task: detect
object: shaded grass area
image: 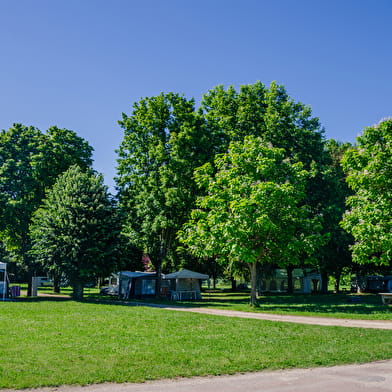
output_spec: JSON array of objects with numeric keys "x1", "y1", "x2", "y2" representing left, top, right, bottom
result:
[
  {"x1": 19, "y1": 284, "x2": 391, "y2": 320},
  {"x1": 138, "y1": 290, "x2": 392, "y2": 320},
  {"x1": 0, "y1": 300, "x2": 392, "y2": 388}
]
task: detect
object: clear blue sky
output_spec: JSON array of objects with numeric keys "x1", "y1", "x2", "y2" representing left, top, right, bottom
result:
[{"x1": 1, "y1": 0, "x2": 391, "y2": 191}]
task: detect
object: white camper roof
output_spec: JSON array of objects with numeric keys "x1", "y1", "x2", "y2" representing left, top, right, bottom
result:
[{"x1": 164, "y1": 269, "x2": 209, "y2": 280}]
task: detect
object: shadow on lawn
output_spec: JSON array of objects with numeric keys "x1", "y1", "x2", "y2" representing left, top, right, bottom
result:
[
  {"x1": 16, "y1": 291, "x2": 388, "y2": 316},
  {"x1": 188, "y1": 293, "x2": 389, "y2": 316}
]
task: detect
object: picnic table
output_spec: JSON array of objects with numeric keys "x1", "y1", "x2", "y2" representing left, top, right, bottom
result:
[
  {"x1": 170, "y1": 290, "x2": 197, "y2": 301},
  {"x1": 379, "y1": 292, "x2": 392, "y2": 305}
]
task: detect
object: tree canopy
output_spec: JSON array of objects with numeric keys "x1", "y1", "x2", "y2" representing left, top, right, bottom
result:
[
  {"x1": 341, "y1": 119, "x2": 392, "y2": 268},
  {"x1": 116, "y1": 92, "x2": 215, "y2": 292},
  {"x1": 30, "y1": 165, "x2": 121, "y2": 299},
  {"x1": 0, "y1": 124, "x2": 93, "y2": 293},
  {"x1": 179, "y1": 136, "x2": 323, "y2": 304}
]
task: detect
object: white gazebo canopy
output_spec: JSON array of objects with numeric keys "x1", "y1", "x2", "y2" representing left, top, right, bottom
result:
[{"x1": 164, "y1": 269, "x2": 209, "y2": 280}]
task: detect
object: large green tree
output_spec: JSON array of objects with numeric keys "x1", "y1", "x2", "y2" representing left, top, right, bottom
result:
[
  {"x1": 0, "y1": 124, "x2": 93, "y2": 294},
  {"x1": 30, "y1": 165, "x2": 121, "y2": 299},
  {"x1": 116, "y1": 93, "x2": 214, "y2": 295},
  {"x1": 179, "y1": 136, "x2": 323, "y2": 305},
  {"x1": 341, "y1": 119, "x2": 392, "y2": 268},
  {"x1": 201, "y1": 81, "x2": 329, "y2": 282}
]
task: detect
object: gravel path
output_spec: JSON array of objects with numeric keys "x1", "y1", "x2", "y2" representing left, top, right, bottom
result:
[{"x1": 3, "y1": 360, "x2": 392, "y2": 392}]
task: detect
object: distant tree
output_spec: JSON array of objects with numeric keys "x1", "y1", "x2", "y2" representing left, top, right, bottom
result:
[
  {"x1": 30, "y1": 166, "x2": 121, "y2": 300},
  {"x1": 0, "y1": 124, "x2": 93, "y2": 295},
  {"x1": 179, "y1": 136, "x2": 323, "y2": 305},
  {"x1": 341, "y1": 119, "x2": 392, "y2": 268},
  {"x1": 317, "y1": 140, "x2": 353, "y2": 292},
  {"x1": 116, "y1": 93, "x2": 214, "y2": 295}
]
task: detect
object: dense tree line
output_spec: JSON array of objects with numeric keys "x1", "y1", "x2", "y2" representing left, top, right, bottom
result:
[
  {"x1": 116, "y1": 81, "x2": 356, "y2": 302},
  {"x1": 1, "y1": 82, "x2": 391, "y2": 301}
]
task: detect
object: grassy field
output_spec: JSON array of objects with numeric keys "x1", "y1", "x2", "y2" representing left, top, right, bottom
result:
[
  {"x1": 18, "y1": 285, "x2": 392, "y2": 320},
  {"x1": 129, "y1": 290, "x2": 391, "y2": 320},
  {"x1": 0, "y1": 299, "x2": 392, "y2": 388}
]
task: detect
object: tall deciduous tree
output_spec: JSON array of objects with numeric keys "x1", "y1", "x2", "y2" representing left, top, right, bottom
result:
[
  {"x1": 179, "y1": 136, "x2": 322, "y2": 305},
  {"x1": 116, "y1": 93, "x2": 214, "y2": 295},
  {"x1": 341, "y1": 119, "x2": 392, "y2": 268},
  {"x1": 201, "y1": 81, "x2": 329, "y2": 281},
  {"x1": 0, "y1": 124, "x2": 93, "y2": 295},
  {"x1": 30, "y1": 165, "x2": 121, "y2": 299}
]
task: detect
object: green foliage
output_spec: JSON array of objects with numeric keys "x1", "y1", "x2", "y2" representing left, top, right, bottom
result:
[
  {"x1": 201, "y1": 81, "x2": 332, "y2": 283},
  {"x1": 317, "y1": 140, "x2": 354, "y2": 286},
  {"x1": 180, "y1": 136, "x2": 324, "y2": 303},
  {"x1": 30, "y1": 166, "x2": 121, "y2": 299},
  {"x1": 0, "y1": 124, "x2": 93, "y2": 280},
  {"x1": 116, "y1": 93, "x2": 214, "y2": 273},
  {"x1": 341, "y1": 119, "x2": 392, "y2": 267},
  {"x1": 201, "y1": 81, "x2": 325, "y2": 169}
]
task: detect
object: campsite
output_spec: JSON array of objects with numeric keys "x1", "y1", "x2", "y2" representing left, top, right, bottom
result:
[{"x1": 1, "y1": 1, "x2": 392, "y2": 390}]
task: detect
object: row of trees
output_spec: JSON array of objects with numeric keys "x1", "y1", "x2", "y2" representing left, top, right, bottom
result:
[
  {"x1": 0, "y1": 125, "x2": 140, "y2": 298},
  {"x1": 1, "y1": 82, "x2": 391, "y2": 302},
  {"x1": 116, "y1": 82, "x2": 391, "y2": 304}
]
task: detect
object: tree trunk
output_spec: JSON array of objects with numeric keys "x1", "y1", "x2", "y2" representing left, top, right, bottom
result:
[
  {"x1": 249, "y1": 261, "x2": 258, "y2": 306},
  {"x1": 334, "y1": 270, "x2": 341, "y2": 293},
  {"x1": 286, "y1": 265, "x2": 294, "y2": 294},
  {"x1": 53, "y1": 274, "x2": 61, "y2": 294},
  {"x1": 320, "y1": 271, "x2": 328, "y2": 294},
  {"x1": 155, "y1": 261, "x2": 162, "y2": 298},
  {"x1": 72, "y1": 281, "x2": 84, "y2": 300},
  {"x1": 231, "y1": 276, "x2": 237, "y2": 291},
  {"x1": 27, "y1": 269, "x2": 33, "y2": 297}
]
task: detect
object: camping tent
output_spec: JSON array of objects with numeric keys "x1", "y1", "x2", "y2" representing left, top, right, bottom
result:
[
  {"x1": 115, "y1": 271, "x2": 159, "y2": 299},
  {"x1": 164, "y1": 269, "x2": 209, "y2": 300}
]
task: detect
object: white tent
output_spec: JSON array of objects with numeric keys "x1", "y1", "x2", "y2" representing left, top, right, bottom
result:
[
  {"x1": 164, "y1": 269, "x2": 209, "y2": 280},
  {"x1": 164, "y1": 269, "x2": 209, "y2": 300}
]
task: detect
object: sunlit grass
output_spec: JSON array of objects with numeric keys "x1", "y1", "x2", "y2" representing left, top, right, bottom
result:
[
  {"x1": 140, "y1": 290, "x2": 392, "y2": 320},
  {"x1": 16, "y1": 284, "x2": 392, "y2": 320},
  {"x1": 0, "y1": 300, "x2": 392, "y2": 388}
]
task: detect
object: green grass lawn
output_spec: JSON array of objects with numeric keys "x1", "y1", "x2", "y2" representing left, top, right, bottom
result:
[
  {"x1": 135, "y1": 290, "x2": 392, "y2": 320},
  {"x1": 0, "y1": 299, "x2": 392, "y2": 388},
  {"x1": 18, "y1": 284, "x2": 392, "y2": 320}
]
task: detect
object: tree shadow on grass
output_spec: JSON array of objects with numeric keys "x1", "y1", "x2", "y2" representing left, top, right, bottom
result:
[{"x1": 14, "y1": 292, "x2": 390, "y2": 317}]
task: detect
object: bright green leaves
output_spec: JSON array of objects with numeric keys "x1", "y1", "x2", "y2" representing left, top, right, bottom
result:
[
  {"x1": 116, "y1": 93, "x2": 214, "y2": 270},
  {"x1": 341, "y1": 119, "x2": 392, "y2": 267},
  {"x1": 30, "y1": 166, "x2": 121, "y2": 299},
  {"x1": 0, "y1": 124, "x2": 93, "y2": 272},
  {"x1": 180, "y1": 136, "x2": 315, "y2": 266}
]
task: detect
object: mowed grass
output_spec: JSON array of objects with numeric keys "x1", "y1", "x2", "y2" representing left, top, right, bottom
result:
[
  {"x1": 149, "y1": 291, "x2": 392, "y2": 320},
  {"x1": 1, "y1": 300, "x2": 392, "y2": 388},
  {"x1": 21, "y1": 285, "x2": 392, "y2": 319}
]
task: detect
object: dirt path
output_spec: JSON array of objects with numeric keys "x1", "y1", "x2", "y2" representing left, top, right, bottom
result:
[
  {"x1": 3, "y1": 360, "x2": 392, "y2": 392},
  {"x1": 132, "y1": 302, "x2": 392, "y2": 329}
]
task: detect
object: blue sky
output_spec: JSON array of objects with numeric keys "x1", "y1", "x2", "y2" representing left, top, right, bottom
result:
[{"x1": 1, "y1": 0, "x2": 391, "y2": 191}]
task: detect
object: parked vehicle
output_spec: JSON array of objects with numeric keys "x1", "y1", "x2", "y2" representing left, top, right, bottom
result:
[{"x1": 351, "y1": 275, "x2": 392, "y2": 293}]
